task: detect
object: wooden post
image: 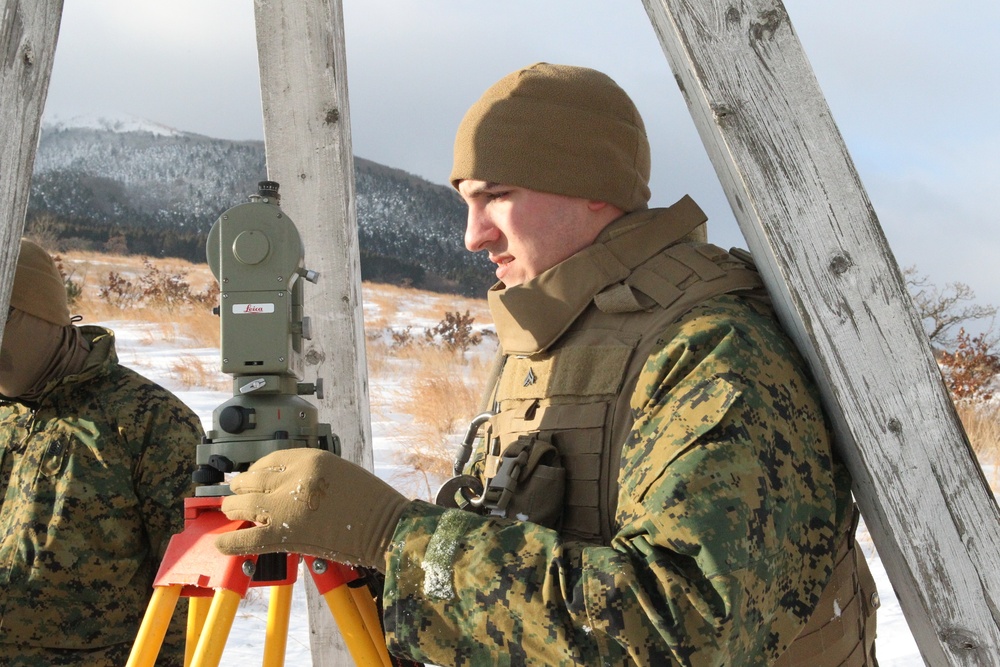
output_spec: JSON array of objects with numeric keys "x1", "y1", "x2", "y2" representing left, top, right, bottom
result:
[
  {"x1": 641, "y1": 1, "x2": 1000, "y2": 664},
  {"x1": 0, "y1": 0, "x2": 63, "y2": 343},
  {"x1": 254, "y1": 0, "x2": 367, "y2": 664}
]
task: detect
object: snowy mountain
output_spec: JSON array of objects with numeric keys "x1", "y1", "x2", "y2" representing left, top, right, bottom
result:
[
  {"x1": 42, "y1": 112, "x2": 185, "y2": 137},
  {"x1": 28, "y1": 116, "x2": 493, "y2": 295}
]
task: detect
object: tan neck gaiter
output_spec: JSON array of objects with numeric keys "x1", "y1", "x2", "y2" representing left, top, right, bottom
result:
[{"x1": 0, "y1": 309, "x2": 91, "y2": 403}]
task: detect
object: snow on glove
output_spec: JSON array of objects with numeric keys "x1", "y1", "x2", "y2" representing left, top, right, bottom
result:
[{"x1": 215, "y1": 448, "x2": 410, "y2": 573}]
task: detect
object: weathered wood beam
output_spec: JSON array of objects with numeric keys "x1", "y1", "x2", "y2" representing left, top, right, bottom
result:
[
  {"x1": 642, "y1": 1, "x2": 1000, "y2": 664},
  {"x1": 0, "y1": 0, "x2": 63, "y2": 344},
  {"x1": 254, "y1": 0, "x2": 367, "y2": 664}
]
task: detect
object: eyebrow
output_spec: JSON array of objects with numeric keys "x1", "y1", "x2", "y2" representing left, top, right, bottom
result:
[{"x1": 462, "y1": 181, "x2": 503, "y2": 197}]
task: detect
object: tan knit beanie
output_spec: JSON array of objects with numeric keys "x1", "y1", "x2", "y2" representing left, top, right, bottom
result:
[
  {"x1": 450, "y1": 62, "x2": 651, "y2": 212},
  {"x1": 9, "y1": 238, "x2": 71, "y2": 326}
]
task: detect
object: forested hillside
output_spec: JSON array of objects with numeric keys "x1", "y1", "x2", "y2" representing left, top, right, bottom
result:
[{"x1": 27, "y1": 120, "x2": 493, "y2": 295}]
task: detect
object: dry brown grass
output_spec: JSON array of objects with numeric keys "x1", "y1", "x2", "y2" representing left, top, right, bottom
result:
[
  {"x1": 363, "y1": 283, "x2": 493, "y2": 381},
  {"x1": 389, "y1": 345, "x2": 495, "y2": 500},
  {"x1": 363, "y1": 281, "x2": 489, "y2": 322},
  {"x1": 79, "y1": 292, "x2": 220, "y2": 350},
  {"x1": 171, "y1": 354, "x2": 229, "y2": 391},
  {"x1": 361, "y1": 283, "x2": 403, "y2": 331},
  {"x1": 65, "y1": 251, "x2": 219, "y2": 347},
  {"x1": 62, "y1": 250, "x2": 215, "y2": 298},
  {"x1": 362, "y1": 281, "x2": 491, "y2": 334},
  {"x1": 955, "y1": 401, "x2": 1000, "y2": 489},
  {"x1": 364, "y1": 336, "x2": 392, "y2": 378},
  {"x1": 404, "y1": 296, "x2": 490, "y2": 329}
]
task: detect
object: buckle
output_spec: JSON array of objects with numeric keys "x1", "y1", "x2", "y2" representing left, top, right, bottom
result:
[{"x1": 480, "y1": 449, "x2": 529, "y2": 516}]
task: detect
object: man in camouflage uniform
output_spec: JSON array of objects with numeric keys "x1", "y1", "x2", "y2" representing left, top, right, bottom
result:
[
  {"x1": 0, "y1": 239, "x2": 202, "y2": 666},
  {"x1": 218, "y1": 64, "x2": 879, "y2": 665}
]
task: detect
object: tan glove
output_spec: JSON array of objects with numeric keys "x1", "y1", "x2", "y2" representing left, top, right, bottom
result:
[{"x1": 215, "y1": 448, "x2": 410, "y2": 573}]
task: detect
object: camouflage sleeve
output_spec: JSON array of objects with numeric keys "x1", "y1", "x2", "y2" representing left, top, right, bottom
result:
[
  {"x1": 113, "y1": 371, "x2": 202, "y2": 559},
  {"x1": 383, "y1": 297, "x2": 839, "y2": 666}
]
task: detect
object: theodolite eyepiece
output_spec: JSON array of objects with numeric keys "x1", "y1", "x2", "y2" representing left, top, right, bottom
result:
[{"x1": 257, "y1": 180, "x2": 280, "y2": 202}]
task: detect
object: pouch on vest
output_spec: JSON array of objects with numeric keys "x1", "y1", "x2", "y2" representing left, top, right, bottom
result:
[
  {"x1": 480, "y1": 434, "x2": 566, "y2": 529},
  {"x1": 774, "y1": 508, "x2": 879, "y2": 667}
]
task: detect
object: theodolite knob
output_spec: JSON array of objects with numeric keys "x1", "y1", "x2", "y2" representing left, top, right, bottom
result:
[
  {"x1": 192, "y1": 465, "x2": 225, "y2": 485},
  {"x1": 219, "y1": 405, "x2": 256, "y2": 434}
]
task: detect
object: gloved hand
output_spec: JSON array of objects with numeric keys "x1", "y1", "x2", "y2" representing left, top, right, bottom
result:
[{"x1": 216, "y1": 448, "x2": 410, "y2": 573}]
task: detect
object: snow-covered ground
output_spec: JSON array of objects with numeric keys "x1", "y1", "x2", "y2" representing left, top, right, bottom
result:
[{"x1": 109, "y1": 314, "x2": 926, "y2": 665}]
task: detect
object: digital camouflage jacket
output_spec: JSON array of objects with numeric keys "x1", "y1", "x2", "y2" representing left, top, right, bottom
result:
[
  {"x1": 382, "y1": 201, "x2": 861, "y2": 666},
  {"x1": 0, "y1": 326, "x2": 201, "y2": 665}
]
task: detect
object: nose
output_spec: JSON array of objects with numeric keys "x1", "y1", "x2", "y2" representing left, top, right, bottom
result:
[{"x1": 464, "y1": 206, "x2": 498, "y2": 253}]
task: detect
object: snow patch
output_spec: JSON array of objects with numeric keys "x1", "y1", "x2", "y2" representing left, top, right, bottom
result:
[
  {"x1": 42, "y1": 112, "x2": 184, "y2": 137},
  {"x1": 421, "y1": 511, "x2": 479, "y2": 600}
]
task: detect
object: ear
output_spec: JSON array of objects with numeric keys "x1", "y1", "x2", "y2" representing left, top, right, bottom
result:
[{"x1": 586, "y1": 200, "x2": 610, "y2": 212}]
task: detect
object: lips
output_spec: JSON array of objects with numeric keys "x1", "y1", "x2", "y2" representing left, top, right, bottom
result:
[{"x1": 492, "y1": 255, "x2": 513, "y2": 281}]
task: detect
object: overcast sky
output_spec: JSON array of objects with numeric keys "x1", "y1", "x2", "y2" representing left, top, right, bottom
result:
[{"x1": 42, "y1": 0, "x2": 1000, "y2": 327}]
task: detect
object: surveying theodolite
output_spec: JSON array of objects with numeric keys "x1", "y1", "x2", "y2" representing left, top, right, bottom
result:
[{"x1": 126, "y1": 182, "x2": 394, "y2": 667}]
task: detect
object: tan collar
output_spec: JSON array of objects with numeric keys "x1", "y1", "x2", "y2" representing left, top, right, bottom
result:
[{"x1": 488, "y1": 196, "x2": 707, "y2": 355}]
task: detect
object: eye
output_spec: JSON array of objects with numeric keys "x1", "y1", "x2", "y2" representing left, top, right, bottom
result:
[{"x1": 485, "y1": 189, "x2": 508, "y2": 202}]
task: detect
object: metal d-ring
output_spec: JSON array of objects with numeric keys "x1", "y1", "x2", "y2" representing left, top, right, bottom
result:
[{"x1": 434, "y1": 474, "x2": 486, "y2": 510}]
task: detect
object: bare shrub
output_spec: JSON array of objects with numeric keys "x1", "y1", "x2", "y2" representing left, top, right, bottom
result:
[
  {"x1": 941, "y1": 329, "x2": 1000, "y2": 494},
  {"x1": 98, "y1": 271, "x2": 145, "y2": 309},
  {"x1": 905, "y1": 266, "x2": 997, "y2": 350},
  {"x1": 940, "y1": 328, "x2": 1000, "y2": 403},
  {"x1": 384, "y1": 311, "x2": 484, "y2": 357},
  {"x1": 391, "y1": 326, "x2": 415, "y2": 349},
  {"x1": 68, "y1": 252, "x2": 222, "y2": 387},
  {"x1": 137, "y1": 261, "x2": 193, "y2": 311},
  {"x1": 424, "y1": 311, "x2": 482, "y2": 357},
  {"x1": 98, "y1": 259, "x2": 218, "y2": 312}
]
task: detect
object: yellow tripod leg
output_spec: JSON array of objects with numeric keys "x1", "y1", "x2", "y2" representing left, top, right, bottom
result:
[
  {"x1": 188, "y1": 588, "x2": 242, "y2": 667},
  {"x1": 321, "y1": 584, "x2": 391, "y2": 667},
  {"x1": 126, "y1": 584, "x2": 182, "y2": 667},
  {"x1": 347, "y1": 582, "x2": 394, "y2": 666},
  {"x1": 185, "y1": 596, "x2": 211, "y2": 667},
  {"x1": 262, "y1": 584, "x2": 294, "y2": 667}
]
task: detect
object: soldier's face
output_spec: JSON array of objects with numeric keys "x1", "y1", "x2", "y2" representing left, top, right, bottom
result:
[{"x1": 459, "y1": 180, "x2": 607, "y2": 288}]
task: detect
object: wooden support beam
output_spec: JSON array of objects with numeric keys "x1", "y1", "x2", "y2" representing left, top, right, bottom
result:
[
  {"x1": 641, "y1": 1, "x2": 1000, "y2": 663},
  {"x1": 254, "y1": 0, "x2": 366, "y2": 664},
  {"x1": 0, "y1": 0, "x2": 63, "y2": 344}
]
